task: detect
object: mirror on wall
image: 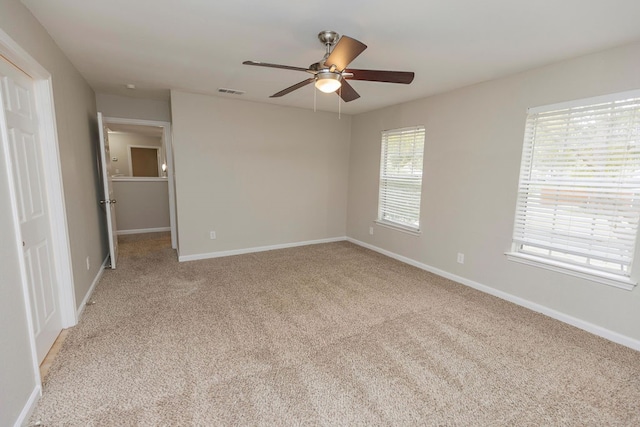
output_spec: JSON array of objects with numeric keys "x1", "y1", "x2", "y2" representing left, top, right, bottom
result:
[{"x1": 106, "y1": 123, "x2": 167, "y2": 178}]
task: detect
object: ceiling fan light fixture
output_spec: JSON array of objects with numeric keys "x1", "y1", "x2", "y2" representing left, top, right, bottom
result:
[{"x1": 315, "y1": 72, "x2": 342, "y2": 93}]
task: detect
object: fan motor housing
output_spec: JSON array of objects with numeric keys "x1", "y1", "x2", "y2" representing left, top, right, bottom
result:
[{"x1": 316, "y1": 70, "x2": 341, "y2": 82}]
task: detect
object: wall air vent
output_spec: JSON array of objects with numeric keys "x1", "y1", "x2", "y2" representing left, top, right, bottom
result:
[{"x1": 217, "y1": 88, "x2": 245, "y2": 95}]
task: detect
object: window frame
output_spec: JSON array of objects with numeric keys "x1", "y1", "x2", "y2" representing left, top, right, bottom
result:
[
  {"x1": 376, "y1": 126, "x2": 426, "y2": 234},
  {"x1": 506, "y1": 90, "x2": 640, "y2": 290}
]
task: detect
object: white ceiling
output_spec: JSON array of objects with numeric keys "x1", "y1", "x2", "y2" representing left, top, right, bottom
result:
[{"x1": 22, "y1": 0, "x2": 640, "y2": 115}]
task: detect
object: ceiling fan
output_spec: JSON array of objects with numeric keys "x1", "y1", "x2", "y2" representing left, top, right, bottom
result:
[{"x1": 243, "y1": 31, "x2": 415, "y2": 102}]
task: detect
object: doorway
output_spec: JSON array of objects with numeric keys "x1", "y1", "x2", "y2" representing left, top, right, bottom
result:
[{"x1": 102, "y1": 117, "x2": 177, "y2": 250}]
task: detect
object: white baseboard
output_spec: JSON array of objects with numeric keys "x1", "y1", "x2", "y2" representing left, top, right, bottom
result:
[
  {"x1": 117, "y1": 227, "x2": 170, "y2": 235},
  {"x1": 347, "y1": 237, "x2": 640, "y2": 352},
  {"x1": 14, "y1": 384, "x2": 41, "y2": 427},
  {"x1": 179, "y1": 236, "x2": 347, "y2": 262},
  {"x1": 76, "y1": 256, "x2": 109, "y2": 320}
]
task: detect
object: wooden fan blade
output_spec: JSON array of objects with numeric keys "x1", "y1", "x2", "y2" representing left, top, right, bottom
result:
[
  {"x1": 344, "y1": 69, "x2": 415, "y2": 84},
  {"x1": 337, "y1": 80, "x2": 360, "y2": 102},
  {"x1": 270, "y1": 78, "x2": 315, "y2": 98},
  {"x1": 243, "y1": 61, "x2": 309, "y2": 73},
  {"x1": 324, "y1": 36, "x2": 367, "y2": 71}
]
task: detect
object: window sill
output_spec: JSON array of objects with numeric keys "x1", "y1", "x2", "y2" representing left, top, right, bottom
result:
[
  {"x1": 505, "y1": 252, "x2": 636, "y2": 291},
  {"x1": 374, "y1": 220, "x2": 421, "y2": 236},
  {"x1": 111, "y1": 177, "x2": 168, "y2": 182}
]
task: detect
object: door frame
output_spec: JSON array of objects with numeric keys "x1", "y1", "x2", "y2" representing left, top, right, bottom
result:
[
  {"x1": 0, "y1": 30, "x2": 77, "y2": 384},
  {"x1": 103, "y1": 116, "x2": 177, "y2": 249}
]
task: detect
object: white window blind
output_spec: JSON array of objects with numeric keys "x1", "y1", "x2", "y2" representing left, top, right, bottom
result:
[
  {"x1": 511, "y1": 91, "x2": 640, "y2": 282},
  {"x1": 378, "y1": 126, "x2": 425, "y2": 231}
]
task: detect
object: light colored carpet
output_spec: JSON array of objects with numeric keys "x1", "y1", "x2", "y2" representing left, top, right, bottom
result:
[{"x1": 31, "y1": 235, "x2": 640, "y2": 425}]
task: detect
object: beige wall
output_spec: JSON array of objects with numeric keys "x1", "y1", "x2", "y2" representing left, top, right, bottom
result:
[
  {"x1": 171, "y1": 91, "x2": 350, "y2": 257},
  {"x1": 96, "y1": 93, "x2": 171, "y2": 122},
  {"x1": 0, "y1": 0, "x2": 106, "y2": 424},
  {"x1": 113, "y1": 180, "x2": 170, "y2": 231},
  {"x1": 0, "y1": 3, "x2": 107, "y2": 312},
  {"x1": 348, "y1": 41, "x2": 640, "y2": 342},
  {"x1": 108, "y1": 133, "x2": 163, "y2": 177}
]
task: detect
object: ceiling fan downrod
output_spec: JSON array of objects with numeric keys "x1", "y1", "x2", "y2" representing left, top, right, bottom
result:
[{"x1": 317, "y1": 30, "x2": 340, "y2": 55}]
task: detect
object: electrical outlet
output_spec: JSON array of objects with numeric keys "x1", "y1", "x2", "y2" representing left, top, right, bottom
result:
[
  {"x1": 209, "y1": 231, "x2": 216, "y2": 240},
  {"x1": 369, "y1": 226, "x2": 374, "y2": 235},
  {"x1": 86, "y1": 256, "x2": 90, "y2": 270},
  {"x1": 457, "y1": 253, "x2": 464, "y2": 264}
]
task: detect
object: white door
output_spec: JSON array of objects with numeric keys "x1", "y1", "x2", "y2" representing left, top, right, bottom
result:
[
  {"x1": 0, "y1": 57, "x2": 62, "y2": 364},
  {"x1": 97, "y1": 112, "x2": 118, "y2": 269}
]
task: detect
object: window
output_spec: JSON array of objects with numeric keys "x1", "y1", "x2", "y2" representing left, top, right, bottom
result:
[
  {"x1": 508, "y1": 90, "x2": 640, "y2": 289},
  {"x1": 377, "y1": 126, "x2": 425, "y2": 232}
]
